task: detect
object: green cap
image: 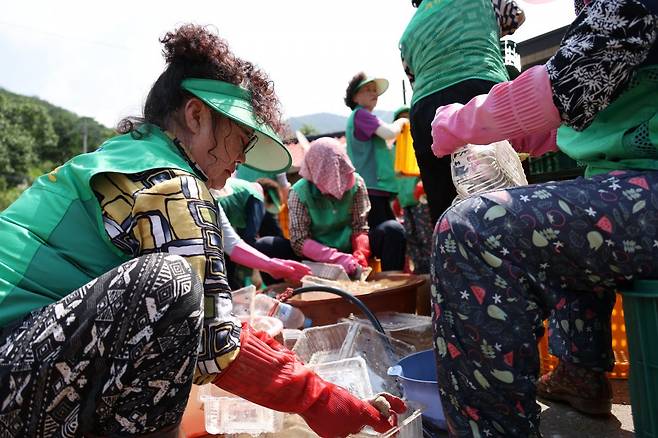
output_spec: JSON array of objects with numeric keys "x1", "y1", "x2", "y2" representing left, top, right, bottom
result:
[
  {"x1": 181, "y1": 78, "x2": 292, "y2": 173},
  {"x1": 393, "y1": 105, "x2": 410, "y2": 120},
  {"x1": 356, "y1": 77, "x2": 389, "y2": 96}
]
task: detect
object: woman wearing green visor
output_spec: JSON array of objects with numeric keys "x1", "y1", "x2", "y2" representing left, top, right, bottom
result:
[{"x1": 0, "y1": 25, "x2": 404, "y2": 437}]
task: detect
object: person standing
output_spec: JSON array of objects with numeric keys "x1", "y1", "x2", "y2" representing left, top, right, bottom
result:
[{"x1": 399, "y1": 0, "x2": 524, "y2": 224}]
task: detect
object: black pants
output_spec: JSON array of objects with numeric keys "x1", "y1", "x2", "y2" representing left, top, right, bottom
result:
[
  {"x1": 367, "y1": 194, "x2": 395, "y2": 229},
  {"x1": 410, "y1": 79, "x2": 499, "y2": 225}
]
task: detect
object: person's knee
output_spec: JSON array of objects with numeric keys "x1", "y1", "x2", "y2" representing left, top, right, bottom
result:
[
  {"x1": 379, "y1": 219, "x2": 405, "y2": 243},
  {"x1": 133, "y1": 254, "x2": 204, "y2": 315}
]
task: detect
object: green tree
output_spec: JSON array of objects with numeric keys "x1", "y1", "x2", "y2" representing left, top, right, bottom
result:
[{"x1": 299, "y1": 123, "x2": 318, "y2": 136}]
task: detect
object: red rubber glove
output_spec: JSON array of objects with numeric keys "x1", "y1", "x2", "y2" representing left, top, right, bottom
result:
[
  {"x1": 351, "y1": 232, "x2": 371, "y2": 268},
  {"x1": 213, "y1": 324, "x2": 405, "y2": 438},
  {"x1": 392, "y1": 198, "x2": 403, "y2": 218},
  {"x1": 413, "y1": 180, "x2": 425, "y2": 201}
]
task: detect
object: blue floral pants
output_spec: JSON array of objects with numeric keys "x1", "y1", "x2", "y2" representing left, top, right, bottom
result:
[{"x1": 431, "y1": 170, "x2": 658, "y2": 437}]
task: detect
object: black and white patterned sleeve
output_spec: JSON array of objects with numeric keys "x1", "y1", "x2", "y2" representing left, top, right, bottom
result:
[
  {"x1": 546, "y1": 0, "x2": 657, "y2": 131},
  {"x1": 491, "y1": 0, "x2": 526, "y2": 36}
]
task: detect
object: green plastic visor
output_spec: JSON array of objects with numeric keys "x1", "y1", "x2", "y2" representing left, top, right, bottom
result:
[
  {"x1": 356, "y1": 77, "x2": 389, "y2": 96},
  {"x1": 181, "y1": 78, "x2": 292, "y2": 173}
]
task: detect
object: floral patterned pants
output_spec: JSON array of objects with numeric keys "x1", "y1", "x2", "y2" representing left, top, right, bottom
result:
[
  {"x1": 0, "y1": 254, "x2": 204, "y2": 437},
  {"x1": 431, "y1": 170, "x2": 658, "y2": 437}
]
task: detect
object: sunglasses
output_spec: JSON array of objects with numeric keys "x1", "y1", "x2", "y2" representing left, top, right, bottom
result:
[{"x1": 243, "y1": 134, "x2": 258, "y2": 154}]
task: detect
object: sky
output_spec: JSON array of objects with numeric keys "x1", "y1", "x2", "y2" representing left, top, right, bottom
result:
[{"x1": 1, "y1": 0, "x2": 575, "y2": 128}]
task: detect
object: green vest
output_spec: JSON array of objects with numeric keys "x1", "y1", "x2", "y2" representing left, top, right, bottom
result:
[
  {"x1": 218, "y1": 178, "x2": 264, "y2": 229},
  {"x1": 0, "y1": 125, "x2": 199, "y2": 327},
  {"x1": 235, "y1": 164, "x2": 279, "y2": 182},
  {"x1": 292, "y1": 178, "x2": 358, "y2": 253},
  {"x1": 558, "y1": 66, "x2": 658, "y2": 176},
  {"x1": 399, "y1": 0, "x2": 509, "y2": 106},
  {"x1": 346, "y1": 107, "x2": 398, "y2": 193},
  {"x1": 397, "y1": 176, "x2": 420, "y2": 208}
]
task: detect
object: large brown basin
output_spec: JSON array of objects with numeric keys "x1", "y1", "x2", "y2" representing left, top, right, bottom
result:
[{"x1": 266, "y1": 272, "x2": 426, "y2": 327}]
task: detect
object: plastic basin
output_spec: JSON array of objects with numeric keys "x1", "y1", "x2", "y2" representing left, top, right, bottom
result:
[{"x1": 388, "y1": 349, "x2": 446, "y2": 429}]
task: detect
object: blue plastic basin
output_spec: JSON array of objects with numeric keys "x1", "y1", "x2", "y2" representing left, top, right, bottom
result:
[{"x1": 388, "y1": 349, "x2": 447, "y2": 429}]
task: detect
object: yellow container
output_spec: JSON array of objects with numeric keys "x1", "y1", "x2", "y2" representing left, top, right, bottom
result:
[
  {"x1": 394, "y1": 123, "x2": 420, "y2": 177},
  {"x1": 539, "y1": 292, "x2": 629, "y2": 379}
]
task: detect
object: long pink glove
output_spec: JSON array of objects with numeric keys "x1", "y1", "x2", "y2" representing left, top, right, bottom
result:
[
  {"x1": 301, "y1": 239, "x2": 359, "y2": 276},
  {"x1": 509, "y1": 129, "x2": 559, "y2": 157},
  {"x1": 230, "y1": 241, "x2": 311, "y2": 282},
  {"x1": 431, "y1": 65, "x2": 562, "y2": 158}
]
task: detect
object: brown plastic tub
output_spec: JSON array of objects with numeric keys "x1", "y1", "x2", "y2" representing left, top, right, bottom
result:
[{"x1": 266, "y1": 272, "x2": 426, "y2": 327}]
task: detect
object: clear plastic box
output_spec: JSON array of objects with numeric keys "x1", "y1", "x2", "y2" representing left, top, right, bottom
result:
[
  {"x1": 342, "y1": 312, "x2": 433, "y2": 351},
  {"x1": 198, "y1": 383, "x2": 284, "y2": 435},
  {"x1": 231, "y1": 284, "x2": 256, "y2": 318},
  {"x1": 309, "y1": 356, "x2": 374, "y2": 399},
  {"x1": 293, "y1": 322, "x2": 416, "y2": 396},
  {"x1": 282, "y1": 328, "x2": 303, "y2": 350}
]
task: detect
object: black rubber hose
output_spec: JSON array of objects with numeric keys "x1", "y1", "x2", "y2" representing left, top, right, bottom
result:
[{"x1": 289, "y1": 285, "x2": 386, "y2": 334}]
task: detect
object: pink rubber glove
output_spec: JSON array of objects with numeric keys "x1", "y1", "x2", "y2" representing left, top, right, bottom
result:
[
  {"x1": 230, "y1": 241, "x2": 311, "y2": 282},
  {"x1": 509, "y1": 129, "x2": 558, "y2": 157},
  {"x1": 431, "y1": 65, "x2": 562, "y2": 158},
  {"x1": 301, "y1": 239, "x2": 359, "y2": 276}
]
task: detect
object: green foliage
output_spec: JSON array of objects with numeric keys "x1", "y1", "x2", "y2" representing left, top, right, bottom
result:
[
  {"x1": 299, "y1": 123, "x2": 318, "y2": 136},
  {"x1": 0, "y1": 88, "x2": 115, "y2": 210}
]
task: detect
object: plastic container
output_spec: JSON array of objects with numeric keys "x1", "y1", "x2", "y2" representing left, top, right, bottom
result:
[
  {"x1": 539, "y1": 292, "x2": 629, "y2": 379},
  {"x1": 252, "y1": 293, "x2": 306, "y2": 329},
  {"x1": 302, "y1": 260, "x2": 350, "y2": 281},
  {"x1": 342, "y1": 312, "x2": 433, "y2": 351},
  {"x1": 275, "y1": 408, "x2": 423, "y2": 438},
  {"x1": 387, "y1": 349, "x2": 447, "y2": 430},
  {"x1": 293, "y1": 322, "x2": 415, "y2": 395},
  {"x1": 282, "y1": 328, "x2": 303, "y2": 350},
  {"x1": 450, "y1": 141, "x2": 527, "y2": 200},
  {"x1": 380, "y1": 408, "x2": 423, "y2": 438},
  {"x1": 309, "y1": 356, "x2": 374, "y2": 399},
  {"x1": 620, "y1": 280, "x2": 658, "y2": 438},
  {"x1": 231, "y1": 284, "x2": 256, "y2": 318},
  {"x1": 198, "y1": 384, "x2": 284, "y2": 435},
  {"x1": 394, "y1": 123, "x2": 420, "y2": 177}
]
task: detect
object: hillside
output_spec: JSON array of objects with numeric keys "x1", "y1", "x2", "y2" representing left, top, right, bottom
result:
[
  {"x1": 0, "y1": 87, "x2": 115, "y2": 209},
  {"x1": 287, "y1": 110, "x2": 395, "y2": 135}
]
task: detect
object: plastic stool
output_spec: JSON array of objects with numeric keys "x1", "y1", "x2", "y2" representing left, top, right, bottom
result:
[{"x1": 620, "y1": 279, "x2": 658, "y2": 438}]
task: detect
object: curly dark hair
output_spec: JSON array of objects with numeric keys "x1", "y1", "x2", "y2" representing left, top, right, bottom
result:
[
  {"x1": 118, "y1": 24, "x2": 284, "y2": 136},
  {"x1": 344, "y1": 72, "x2": 367, "y2": 110}
]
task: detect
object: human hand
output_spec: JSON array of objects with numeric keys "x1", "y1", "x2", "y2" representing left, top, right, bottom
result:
[
  {"x1": 268, "y1": 258, "x2": 312, "y2": 282},
  {"x1": 430, "y1": 103, "x2": 468, "y2": 158}
]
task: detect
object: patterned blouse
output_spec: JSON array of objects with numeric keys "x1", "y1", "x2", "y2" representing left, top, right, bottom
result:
[
  {"x1": 288, "y1": 175, "x2": 370, "y2": 255},
  {"x1": 546, "y1": 0, "x2": 656, "y2": 131},
  {"x1": 91, "y1": 138, "x2": 240, "y2": 385}
]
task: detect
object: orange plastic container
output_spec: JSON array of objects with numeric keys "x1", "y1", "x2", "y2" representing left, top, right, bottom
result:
[
  {"x1": 539, "y1": 292, "x2": 629, "y2": 379},
  {"x1": 394, "y1": 123, "x2": 420, "y2": 177}
]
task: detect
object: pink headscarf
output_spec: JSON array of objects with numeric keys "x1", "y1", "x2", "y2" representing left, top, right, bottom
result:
[{"x1": 299, "y1": 137, "x2": 356, "y2": 199}]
